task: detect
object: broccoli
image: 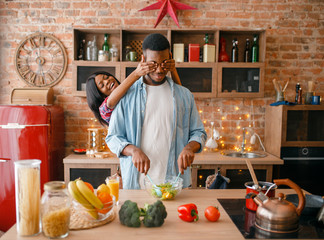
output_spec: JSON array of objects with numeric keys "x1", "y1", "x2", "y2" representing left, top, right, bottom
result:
[
  {"x1": 119, "y1": 200, "x2": 167, "y2": 228},
  {"x1": 119, "y1": 200, "x2": 141, "y2": 227},
  {"x1": 141, "y1": 200, "x2": 167, "y2": 227}
]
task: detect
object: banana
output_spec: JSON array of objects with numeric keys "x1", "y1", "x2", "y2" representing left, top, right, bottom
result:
[
  {"x1": 68, "y1": 180, "x2": 99, "y2": 219},
  {"x1": 76, "y1": 179, "x2": 104, "y2": 210}
]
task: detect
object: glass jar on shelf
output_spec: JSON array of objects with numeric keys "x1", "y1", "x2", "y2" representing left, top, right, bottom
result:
[
  {"x1": 110, "y1": 44, "x2": 119, "y2": 62},
  {"x1": 41, "y1": 181, "x2": 71, "y2": 239},
  {"x1": 98, "y1": 50, "x2": 109, "y2": 61}
]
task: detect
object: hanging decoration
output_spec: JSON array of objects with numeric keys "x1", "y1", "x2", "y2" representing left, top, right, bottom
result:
[{"x1": 139, "y1": 0, "x2": 197, "y2": 28}]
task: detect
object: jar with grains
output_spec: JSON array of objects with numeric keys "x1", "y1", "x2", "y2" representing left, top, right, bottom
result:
[
  {"x1": 41, "y1": 181, "x2": 71, "y2": 239},
  {"x1": 98, "y1": 50, "x2": 109, "y2": 62}
]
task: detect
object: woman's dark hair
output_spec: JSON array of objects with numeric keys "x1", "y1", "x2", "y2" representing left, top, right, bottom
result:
[
  {"x1": 86, "y1": 71, "x2": 119, "y2": 127},
  {"x1": 142, "y1": 33, "x2": 170, "y2": 52}
]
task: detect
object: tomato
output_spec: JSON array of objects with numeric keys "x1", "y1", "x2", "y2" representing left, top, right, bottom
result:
[{"x1": 204, "y1": 206, "x2": 220, "y2": 222}]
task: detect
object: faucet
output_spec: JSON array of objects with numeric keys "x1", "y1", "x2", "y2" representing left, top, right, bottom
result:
[
  {"x1": 241, "y1": 127, "x2": 247, "y2": 153},
  {"x1": 241, "y1": 127, "x2": 266, "y2": 152}
]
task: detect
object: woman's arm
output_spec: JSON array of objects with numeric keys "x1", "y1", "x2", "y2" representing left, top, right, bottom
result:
[
  {"x1": 170, "y1": 67, "x2": 181, "y2": 85},
  {"x1": 161, "y1": 53, "x2": 181, "y2": 85},
  {"x1": 106, "y1": 56, "x2": 156, "y2": 108}
]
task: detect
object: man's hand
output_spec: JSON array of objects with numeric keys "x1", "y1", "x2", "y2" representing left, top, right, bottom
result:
[
  {"x1": 121, "y1": 144, "x2": 151, "y2": 174},
  {"x1": 131, "y1": 147, "x2": 151, "y2": 174},
  {"x1": 177, "y1": 147, "x2": 195, "y2": 174},
  {"x1": 177, "y1": 141, "x2": 201, "y2": 174}
]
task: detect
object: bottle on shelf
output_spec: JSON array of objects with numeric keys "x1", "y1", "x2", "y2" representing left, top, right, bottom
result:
[
  {"x1": 91, "y1": 36, "x2": 98, "y2": 61},
  {"x1": 295, "y1": 83, "x2": 301, "y2": 103},
  {"x1": 218, "y1": 37, "x2": 229, "y2": 62},
  {"x1": 297, "y1": 88, "x2": 303, "y2": 104},
  {"x1": 86, "y1": 40, "x2": 92, "y2": 61},
  {"x1": 77, "y1": 39, "x2": 85, "y2": 60},
  {"x1": 203, "y1": 33, "x2": 216, "y2": 63},
  {"x1": 102, "y1": 33, "x2": 110, "y2": 60},
  {"x1": 244, "y1": 38, "x2": 250, "y2": 62},
  {"x1": 231, "y1": 38, "x2": 238, "y2": 63},
  {"x1": 204, "y1": 33, "x2": 209, "y2": 44},
  {"x1": 251, "y1": 35, "x2": 259, "y2": 62},
  {"x1": 110, "y1": 44, "x2": 119, "y2": 62}
]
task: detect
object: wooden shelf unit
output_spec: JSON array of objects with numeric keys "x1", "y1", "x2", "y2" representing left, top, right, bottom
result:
[
  {"x1": 72, "y1": 28, "x2": 266, "y2": 98},
  {"x1": 265, "y1": 105, "x2": 324, "y2": 157}
]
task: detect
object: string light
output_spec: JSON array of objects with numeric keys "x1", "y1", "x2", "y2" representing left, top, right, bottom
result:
[{"x1": 235, "y1": 106, "x2": 239, "y2": 111}]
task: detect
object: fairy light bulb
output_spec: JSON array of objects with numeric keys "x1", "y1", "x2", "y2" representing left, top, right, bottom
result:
[
  {"x1": 235, "y1": 106, "x2": 239, "y2": 111},
  {"x1": 221, "y1": 116, "x2": 226, "y2": 120},
  {"x1": 199, "y1": 110, "x2": 203, "y2": 114},
  {"x1": 237, "y1": 126, "x2": 241, "y2": 129}
]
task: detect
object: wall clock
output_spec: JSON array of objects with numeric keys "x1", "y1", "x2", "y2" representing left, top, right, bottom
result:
[{"x1": 15, "y1": 32, "x2": 68, "y2": 87}]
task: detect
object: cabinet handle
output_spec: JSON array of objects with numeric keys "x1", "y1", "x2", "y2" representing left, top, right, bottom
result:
[
  {"x1": 0, "y1": 158, "x2": 10, "y2": 163},
  {"x1": 191, "y1": 165, "x2": 201, "y2": 169}
]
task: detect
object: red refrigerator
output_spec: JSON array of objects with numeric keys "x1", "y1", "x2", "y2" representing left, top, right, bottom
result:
[{"x1": 0, "y1": 105, "x2": 65, "y2": 232}]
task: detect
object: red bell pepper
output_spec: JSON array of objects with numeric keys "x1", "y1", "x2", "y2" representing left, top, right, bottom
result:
[{"x1": 177, "y1": 203, "x2": 199, "y2": 222}]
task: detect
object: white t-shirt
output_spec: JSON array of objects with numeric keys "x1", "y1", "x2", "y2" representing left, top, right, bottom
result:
[{"x1": 139, "y1": 80, "x2": 174, "y2": 189}]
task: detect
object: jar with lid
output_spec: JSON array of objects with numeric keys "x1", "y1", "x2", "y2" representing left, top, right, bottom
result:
[
  {"x1": 125, "y1": 46, "x2": 132, "y2": 61},
  {"x1": 110, "y1": 44, "x2": 119, "y2": 62},
  {"x1": 98, "y1": 50, "x2": 109, "y2": 61},
  {"x1": 41, "y1": 181, "x2": 71, "y2": 239}
]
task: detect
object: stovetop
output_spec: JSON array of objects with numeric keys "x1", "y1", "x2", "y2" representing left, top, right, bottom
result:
[{"x1": 218, "y1": 199, "x2": 324, "y2": 239}]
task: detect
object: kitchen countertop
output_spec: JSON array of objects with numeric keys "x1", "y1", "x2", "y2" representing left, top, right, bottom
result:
[
  {"x1": 64, "y1": 151, "x2": 283, "y2": 165},
  {"x1": 2, "y1": 188, "x2": 297, "y2": 240}
]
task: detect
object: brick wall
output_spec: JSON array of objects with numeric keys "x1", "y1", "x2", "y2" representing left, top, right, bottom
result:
[{"x1": 0, "y1": 0, "x2": 323, "y2": 154}]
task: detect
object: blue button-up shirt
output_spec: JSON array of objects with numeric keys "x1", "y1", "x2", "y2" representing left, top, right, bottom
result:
[{"x1": 106, "y1": 76, "x2": 207, "y2": 189}]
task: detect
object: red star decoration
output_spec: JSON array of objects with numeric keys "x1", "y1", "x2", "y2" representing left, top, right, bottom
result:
[{"x1": 139, "y1": 0, "x2": 197, "y2": 28}]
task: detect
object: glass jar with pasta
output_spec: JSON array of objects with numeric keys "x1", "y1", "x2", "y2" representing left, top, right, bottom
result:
[
  {"x1": 41, "y1": 181, "x2": 71, "y2": 239},
  {"x1": 14, "y1": 159, "x2": 41, "y2": 236}
]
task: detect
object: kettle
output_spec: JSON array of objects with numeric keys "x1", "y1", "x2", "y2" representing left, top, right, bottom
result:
[{"x1": 253, "y1": 178, "x2": 305, "y2": 233}]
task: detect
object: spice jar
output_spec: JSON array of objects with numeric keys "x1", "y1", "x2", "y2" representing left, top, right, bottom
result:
[
  {"x1": 41, "y1": 181, "x2": 71, "y2": 239},
  {"x1": 98, "y1": 50, "x2": 109, "y2": 61}
]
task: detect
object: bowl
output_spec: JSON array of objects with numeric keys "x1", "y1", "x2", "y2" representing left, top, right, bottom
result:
[
  {"x1": 144, "y1": 176, "x2": 183, "y2": 200},
  {"x1": 71, "y1": 194, "x2": 115, "y2": 222}
]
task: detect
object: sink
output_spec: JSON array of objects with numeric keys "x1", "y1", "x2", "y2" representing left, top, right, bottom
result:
[{"x1": 222, "y1": 151, "x2": 267, "y2": 158}]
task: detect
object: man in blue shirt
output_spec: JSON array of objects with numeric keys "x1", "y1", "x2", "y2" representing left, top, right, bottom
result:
[{"x1": 106, "y1": 33, "x2": 206, "y2": 189}]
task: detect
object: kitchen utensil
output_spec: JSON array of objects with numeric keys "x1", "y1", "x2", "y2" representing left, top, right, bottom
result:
[
  {"x1": 282, "y1": 78, "x2": 289, "y2": 92},
  {"x1": 286, "y1": 194, "x2": 324, "y2": 216},
  {"x1": 173, "y1": 172, "x2": 181, "y2": 187},
  {"x1": 317, "y1": 203, "x2": 324, "y2": 224},
  {"x1": 245, "y1": 181, "x2": 277, "y2": 211},
  {"x1": 245, "y1": 159, "x2": 260, "y2": 190},
  {"x1": 146, "y1": 174, "x2": 162, "y2": 198},
  {"x1": 253, "y1": 178, "x2": 305, "y2": 233},
  {"x1": 272, "y1": 79, "x2": 280, "y2": 92}
]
